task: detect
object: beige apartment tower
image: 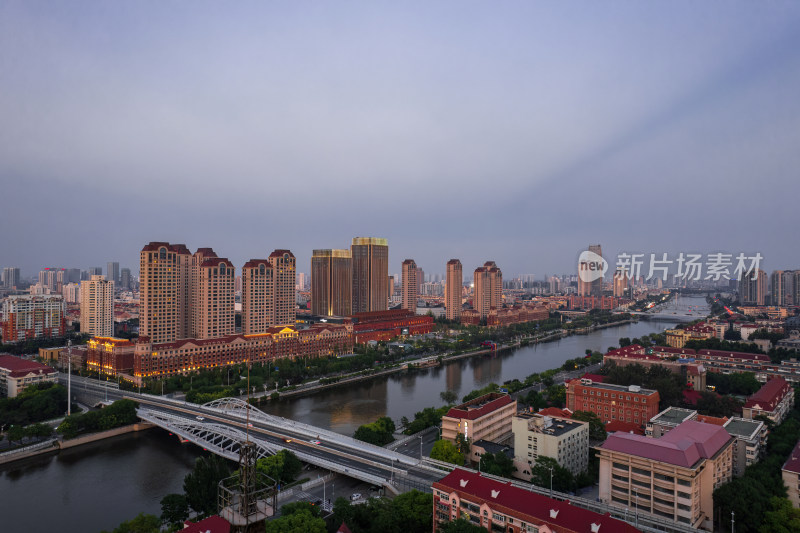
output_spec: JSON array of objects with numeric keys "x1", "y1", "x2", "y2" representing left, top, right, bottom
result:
[
  {"x1": 473, "y1": 261, "x2": 502, "y2": 319},
  {"x1": 351, "y1": 237, "x2": 389, "y2": 313},
  {"x1": 190, "y1": 248, "x2": 219, "y2": 338},
  {"x1": 446, "y1": 259, "x2": 462, "y2": 321},
  {"x1": 269, "y1": 250, "x2": 296, "y2": 326},
  {"x1": 740, "y1": 268, "x2": 767, "y2": 306},
  {"x1": 613, "y1": 268, "x2": 629, "y2": 298},
  {"x1": 139, "y1": 242, "x2": 191, "y2": 343},
  {"x1": 401, "y1": 259, "x2": 418, "y2": 312},
  {"x1": 241, "y1": 260, "x2": 273, "y2": 334},
  {"x1": 194, "y1": 258, "x2": 235, "y2": 339},
  {"x1": 80, "y1": 275, "x2": 115, "y2": 337},
  {"x1": 311, "y1": 249, "x2": 352, "y2": 317},
  {"x1": 578, "y1": 244, "x2": 603, "y2": 297}
]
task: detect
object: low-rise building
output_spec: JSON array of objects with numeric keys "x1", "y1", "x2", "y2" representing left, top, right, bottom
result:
[
  {"x1": 512, "y1": 412, "x2": 589, "y2": 479},
  {"x1": 350, "y1": 309, "x2": 433, "y2": 343},
  {"x1": 0, "y1": 354, "x2": 57, "y2": 397},
  {"x1": 442, "y1": 393, "x2": 517, "y2": 457},
  {"x1": 646, "y1": 407, "x2": 697, "y2": 438},
  {"x1": 741, "y1": 376, "x2": 794, "y2": 424},
  {"x1": 723, "y1": 417, "x2": 767, "y2": 477},
  {"x1": 597, "y1": 420, "x2": 734, "y2": 531},
  {"x1": 782, "y1": 439, "x2": 800, "y2": 508},
  {"x1": 566, "y1": 378, "x2": 660, "y2": 427},
  {"x1": 604, "y1": 346, "x2": 707, "y2": 391},
  {"x1": 432, "y1": 468, "x2": 639, "y2": 533},
  {"x1": 87, "y1": 336, "x2": 136, "y2": 376}
]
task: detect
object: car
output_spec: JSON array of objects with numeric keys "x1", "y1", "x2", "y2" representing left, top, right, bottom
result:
[
  {"x1": 350, "y1": 493, "x2": 362, "y2": 501},
  {"x1": 195, "y1": 416, "x2": 205, "y2": 421},
  {"x1": 309, "y1": 439, "x2": 321, "y2": 445},
  {"x1": 247, "y1": 423, "x2": 253, "y2": 428},
  {"x1": 283, "y1": 437, "x2": 292, "y2": 443}
]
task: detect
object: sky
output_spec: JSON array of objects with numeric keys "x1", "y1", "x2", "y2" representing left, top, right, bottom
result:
[{"x1": 2, "y1": 1, "x2": 800, "y2": 280}]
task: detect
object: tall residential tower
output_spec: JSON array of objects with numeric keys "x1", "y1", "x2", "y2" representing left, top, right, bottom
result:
[
  {"x1": 311, "y1": 249, "x2": 352, "y2": 317},
  {"x1": 445, "y1": 259, "x2": 462, "y2": 321},
  {"x1": 351, "y1": 237, "x2": 389, "y2": 313}
]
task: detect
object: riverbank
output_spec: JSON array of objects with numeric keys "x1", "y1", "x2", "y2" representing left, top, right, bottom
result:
[
  {"x1": 253, "y1": 318, "x2": 637, "y2": 402},
  {"x1": 0, "y1": 422, "x2": 154, "y2": 466}
]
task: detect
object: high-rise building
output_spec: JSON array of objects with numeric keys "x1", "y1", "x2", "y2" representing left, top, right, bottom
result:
[
  {"x1": 771, "y1": 270, "x2": 784, "y2": 306},
  {"x1": 1, "y1": 294, "x2": 66, "y2": 341},
  {"x1": 120, "y1": 268, "x2": 131, "y2": 291},
  {"x1": 401, "y1": 259, "x2": 418, "y2": 312},
  {"x1": 80, "y1": 275, "x2": 115, "y2": 337},
  {"x1": 139, "y1": 242, "x2": 191, "y2": 343},
  {"x1": 351, "y1": 237, "x2": 389, "y2": 313},
  {"x1": 473, "y1": 261, "x2": 502, "y2": 319},
  {"x1": 241, "y1": 260, "x2": 274, "y2": 334},
  {"x1": 296, "y1": 272, "x2": 306, "y2": 291},
  {"x1": 62, "y1": 282, "x2": 81, "y2": 304},
  {"x1": 445, "y1": 259, "x2": 462, "y2": 321},
  {"x1": 416, "y1": 267, "x2": 424, "y2": 296},
  {"x1": 2, "y1": 267, "x2": 20, "y2": 289},
  {"x1": 268, "y1": 250, "x2": 296, "y2": 326},
  {"x1": 66, "y1": 268, "x2": 81, "y2": 284},
  {"x1": 311, "y1": 249, "x2": 352, "y2": 317},
  {"x1": 106, "y1": 262, "x2": 120, "y2": 284},
  {"x1": 388, "y1": 275, "x2": 395, "y2": 296},
  {"x1": 740, "y1": 268, "x2": 767, "y2": 306},
  {"x1": 194, "y1": 257, "x2": 235, "y2": 339},
  {"x1": 38, "y1": 269, "x2": 58, "y2": 291},
  {"x1": 578, "y1": 244, "x2": 603, "y2": 297},
  {"x1": 612, "y1": 269, "x2": 629, "y2": 298},
  {"x1": 190, "y1": 248, "x2": 218, "y2": 338}
]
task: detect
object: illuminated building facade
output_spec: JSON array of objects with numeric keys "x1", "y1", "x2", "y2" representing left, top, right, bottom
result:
[
  {"x1": 269, "y1": 250, "x2": 296, "y2": 326},
  {"x1": 445, "y1": 259, "x2": 462, "y2": 321},
  {"x1": 351, "y1": 237, "x2": 389, "y2": 313},
  {"x1": 311, "y1": 249, "x2": 352, "y2": 317},
  {"x1": 86, "y1": 336, "x2": 136, "y2": 375}
]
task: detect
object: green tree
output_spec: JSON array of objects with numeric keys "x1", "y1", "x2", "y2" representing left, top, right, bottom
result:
[
  {"x1": 440, "y1": 390, "x2": 459, "y2": 404},
  {"x1": 159, "y1": 493, "x2": 189, "y2": 526},
  {"x1": 760, "y1": 497, "x2": 800, "y2": 533},
  {"x1": 101, "y1": 513, "x2": 161, "y2": 533},
  {"x1": 479, "y1": 451, "x2": 515, "y2": 478},
  {"x1": 25, "y1": 422, "x2": 53, "y2": 439},
  {"x1": 571, "y1": 411, "x2": 607, "y2": 441},
  {"x1": 7, "y1": 424, "x2": 25, "y2": 444},
  {"x1": 438, "y1": 518, "x2": 488, "y2": 532},
  {"x1": 455, "y1": 433, "x2": 471, "y2": 455},
  {"x1": 430, "y1": 439, "x2": 464, "y2": 465},
  {"x1": 280, "y1": 501, "x2": 321, "y2": 518},
  {"x1": 264, "y1": 509, "x2": 326, "y2": 533},
  {"x1": 353, "y1": 416, "x2": 396, "y2": 446},
  {"x1": 530, "y1": 457, "x2": 574, "y2": 493},
  {"x1": 256, "y1": 450, "x2": 303, "y2": 485},
  {"x1": 391, "y1": 490, "x2": 433, "y2": 533},
  {"x1": 183, "y1": 455, "x2": 231, "y2": 516}
]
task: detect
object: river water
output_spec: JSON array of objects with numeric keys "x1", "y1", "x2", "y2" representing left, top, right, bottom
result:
[{"x1": 1, "y1": 297, "x2": 707, "y2": 532}]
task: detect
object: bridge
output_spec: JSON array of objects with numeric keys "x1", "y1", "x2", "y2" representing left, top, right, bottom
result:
[
  {"x1": 60, "y1": 374, "x2": 444, "y2": 494},
  {"x1": 623, "y1": 311, "x2": 702, "y2": 323}
]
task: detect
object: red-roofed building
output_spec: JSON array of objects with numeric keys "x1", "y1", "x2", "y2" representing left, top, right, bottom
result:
[
  {"x1": 782, "y1": 439, "x2": 800, "y2": 508},
  {"x1": 351, "y1": 309, "x2": 434, "y2": 343},
  {"x1": 604, "y1": 420, "x2": 645, "y2": 435},
  {"x1": 604, "y1": 351, "x2": 707, "y2": 391},
  {"x1": 182, "y1": 516, "x2": 230, "y2": 533},
  {"x1": 537, "y1": 407, "x2": 573, "y2": 418},
  {"x1": 0, "y1": 354, "x2": 56, "y2": 397},
  {"x1": 597, "y1": 420, "x2": 734, "y2": 530},
  {"x1": 442, "y1": 393, "x2": 516, "y2": 458},
  {"x1": 742, "y1": 377, "x2": 794, "y2": 424},
  {"x1": 566, "y1": 378, "x2": 660, "y2": 427},
  {"x1": 432, "y1": 468, "x2": 639, "y2": 533}
]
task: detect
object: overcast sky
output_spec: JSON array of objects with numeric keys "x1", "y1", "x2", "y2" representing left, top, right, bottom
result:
[{"x1": 2, "y1": 1, "x2": 799, "y2": 279}]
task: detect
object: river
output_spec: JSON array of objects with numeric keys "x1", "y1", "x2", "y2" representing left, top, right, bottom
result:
[{"x1": 0, "y1": 296, "x2": 707, "y2": 532}]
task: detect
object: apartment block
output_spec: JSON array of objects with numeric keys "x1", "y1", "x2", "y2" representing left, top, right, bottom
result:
[
  {"x1": 241, "y1": 260, "x2": 274, "y2": 334},
  {"x1": 195, "y1": 258, "x2": 235, "y2": 339},
  {"x1": 1, "y1": 294, "x2": 66, "y2": 342},
  {"x1": 566, "y1": 378, "x2": 660, "y2": 426},
  {"x1": 445, "y1": 259, "x2": 462, "y2": 321},
  {"x1": 268, "y1": 250, "x2": 296, "y2": 326},
  {"x1": 512, "y1": 412, "x2": 589, "y2": 478},
  {"x1": 473, "y1": 261, "x2": 502, "y2": 320},
  {"x1": 741, "y1": 376, "x2": 794, "y2": 424},
  {"x1": 310, "y1": 249, "x2": 352, "y2": 317},
  {"x1": 646, "y1": 407, "x2": 697, "y2": 438},
  {"x1": 723, "y1": 417, "x2": 767, "y2": 477},
  {"x1": 442, "y1": 393, "x2": 517, "y2": 457},
  {"x1": 80, "y1": 275, "x2": 115, "y2": 337},
  {"x1": 401, "y1": 259, "x2": 418, "y2": 312},
  {"x1": 351, "y1": 237, "x2": 389, "y2": 313},
  {"x1": 782, "y1": 439, "x2": 800, "y2": 508},
  {"x1": 139, "y1": 242, "x2": 191, "y2": 343},
  {"x1": 433, "y1": 468, "x2": 638, "y2": 533},
  {"x1": 598, "y1": 420, "x2": 734, "y2": 530}
]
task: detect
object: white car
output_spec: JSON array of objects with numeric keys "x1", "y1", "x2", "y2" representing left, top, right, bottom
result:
[
  {"x1": 195, "y1": 416, "x2": 205, "y2": 421},
  {"x1": 350, "y1": 493, "x2": 362, "y2": 501}
]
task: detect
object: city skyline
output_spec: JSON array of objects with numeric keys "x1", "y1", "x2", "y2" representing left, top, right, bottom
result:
[{"x1": 2, "y1": 2, "x2": 800, "y2": 276}]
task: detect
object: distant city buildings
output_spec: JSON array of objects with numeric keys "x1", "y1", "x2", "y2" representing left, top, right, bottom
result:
[
  {"x1": 445, "y1": 259, "x2": 462, "y2": 321},
  {"x1": 120, "y1": 267, "x2": 131, "y2": 291},
  {"x1": 80, "y1": 274, "x2": 114, "y2": 337},
  {"x1": 2, "y1": 267, "x2": 20, "y2": 289},
  {"x1": 578, "y1": 244, "x2": 603, "y2": 298},
  {"x1": 106, "y1": 261, "x2": 120, "y2": 284},
  {"x1": 739, "y1": 268, "x2": 767, "y2": 305}
]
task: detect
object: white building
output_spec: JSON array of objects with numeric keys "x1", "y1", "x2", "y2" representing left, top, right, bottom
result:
[
  {"x1": 512, "y1": 412, "x2": 589, "y2": 479},
  {"x1": 81, "y1": 275, "x2": 115, "y2": 336}
]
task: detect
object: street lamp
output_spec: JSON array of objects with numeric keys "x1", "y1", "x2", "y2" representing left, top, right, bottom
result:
[
  {"x1": 419, "y1": 434, "x2": 423, "y2": 458},
  {"x1": 548, "y1": 466, "x2": 554, "y2": 498}
]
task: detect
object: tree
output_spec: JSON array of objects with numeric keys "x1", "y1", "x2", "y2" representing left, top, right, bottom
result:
[
  {"x1": 760, "y1": 496, "x2": 800, "y2": 533},
  {"x1": 479, "y1": 451, "x2": 515, "y2": 478},
  {"x1": 391, "y1": 490, "x2": 433, "y2": 533},
  {"x1": 183, "y1": 455, "x2": 231, "y2": 516},
  {"x1": 438, "y1": 518, "x2": 488, "y2": 533},
  {"x1": 530, "y1": 457, "x2": 574, "y2": 493},
  {"x1": 25, "y1": 422, "x2": 53, "y2": 439},
  {"x1": 455, "y1": 433, "x2": 471, "y2": 455},
  {"x1": 7, "y1": 424, "x2": 25, "y2": 445},
  {"x1": 440, "y1": 390, "x2": 459, "y2": 404},
  {"x1": 280, "y1": 501, "x2": 321, "y2": 518},
  {"x1": 256, "y1": 450, "x2": 303, "y2": 485},
  {"x1": 264, "y1": 509, "x2": 326, "y2": 533},
  {"x1": 353, "y1": 416, "x2": 396, "y2": 446},
  {"x1": 160, "y1": 493, "x2": 189, "y2": 526},
  {"x1": 430, "y1": 439, "x2": 464, "y2": 465},
  {"x1": 101, "y1": 513, "x2": 161, "y2": 533},
  {"x1": 571, "y1": 411, "x2": 607, "y2": 441}
]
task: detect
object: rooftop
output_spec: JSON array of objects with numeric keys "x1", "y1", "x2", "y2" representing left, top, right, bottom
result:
[
  {"x1": 570, "y1": 380, "x2": 658, "y2": 396},
  {"x1": 473, "y1": 439, "x2": 514, "y2": 459},
  {"x1": 744, "y1": 377, "x2": 791, "y2": 412},
  {"x1": 600, "y1": 420, "x2": 733, "y2": 469},
  {"x1": 434, "y1": 469, "x2": 639, "y2": 533},
  {"x1": 0, "y1": 355, "x2": 56, "y2": 378},
  {"x1": 782, "y1": 439, "x2": 800, "y2": 474},
  {"x1": 650, "y1": 407, "x2": 696, "y2": 427},
  {"x1": 605, "y1": 420, "x2": 645, "y2": 435},
  {"x1": 723, "y1": 417, "x2": 763, "y2": 439},
  {"x1": 445, "y1": 393, "x2": 515, "y2": 421},
  {"x1": 515, "y1": 412, "x2": 586, "y2": 437}
]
